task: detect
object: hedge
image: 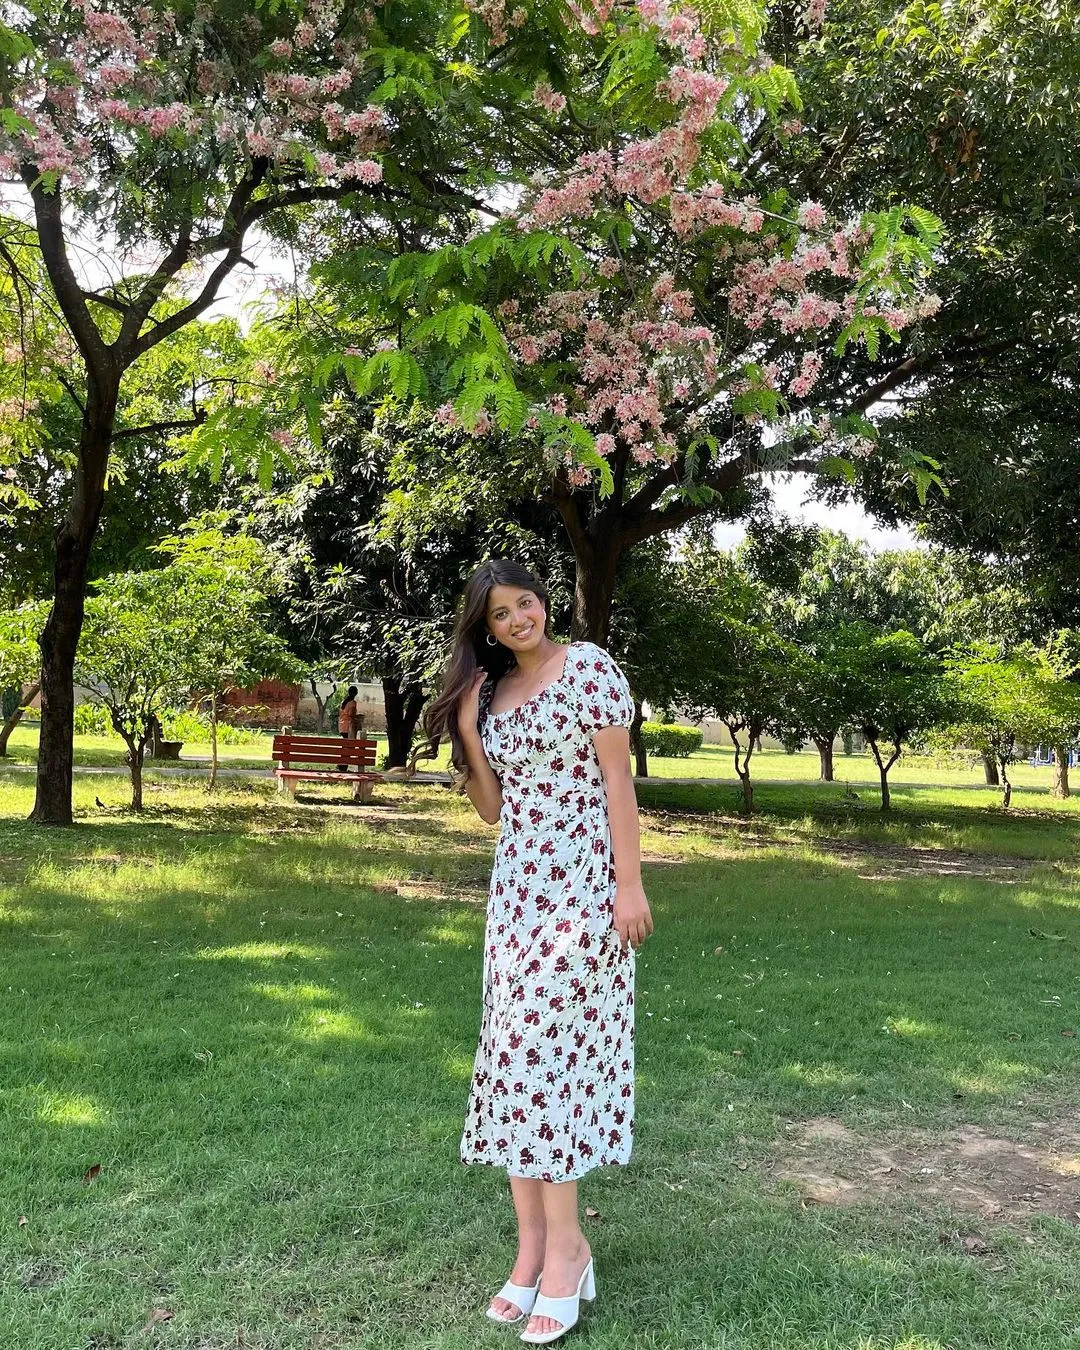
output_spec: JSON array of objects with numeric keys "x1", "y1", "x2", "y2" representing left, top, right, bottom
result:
[{"x1": 640, "y1": 722, "x2": 703, "y2": 757}]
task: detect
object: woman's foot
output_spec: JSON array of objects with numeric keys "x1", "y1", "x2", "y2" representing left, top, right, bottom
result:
[
  {"x1": 489, "y1": 1255, "x2": 544, "y2": 1323},
  {"x1": 523, "y1": 1238, "x2": 591, "y2": 1339}
]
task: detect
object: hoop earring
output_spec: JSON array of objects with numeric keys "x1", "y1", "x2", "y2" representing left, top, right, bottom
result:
[{"x1": 485, "y1": 633, "x2": 499, "y2": 647}]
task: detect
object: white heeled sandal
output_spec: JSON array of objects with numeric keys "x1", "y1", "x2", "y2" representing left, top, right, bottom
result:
[
  {"x1": 519, "y1": 1259, "x2": 595, "y2": 1344},
  {"x1": 486, "y1": 1275, "x2": 543, "y2": 1325}
]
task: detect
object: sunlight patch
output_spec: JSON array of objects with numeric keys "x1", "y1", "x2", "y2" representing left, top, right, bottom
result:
[
  {"x1": 782, "y1": 1061, "x2": 862, "y2": 1089},
  {"x1": 422, "y1": 921, "x2": 478, "y2": 947},
  {"x1": 198, "y1": 942, "x2": 330, "y2": 963},
  {"x1": 36, "y1": 1092, "x2": 104, "y2": 1127},
  {"x1": 295, "y1": 1009, "x2": 367, "y2": 1041},
  {"x1": 950, "y1": 1060, "x2": 1031, "y2": 1092},
  {"x1": 443, "y1": 1051, "x2": 475, "y2": 1081},
  {"x1": 251, "y1": 981, "x2": 337, "y2": 1004},
  {"x1": 882, "y1": 1017, "x2": 942, "y2": 1039}
]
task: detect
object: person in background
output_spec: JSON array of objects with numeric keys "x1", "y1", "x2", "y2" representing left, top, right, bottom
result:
[{"x1": 337, "y1": 685, "x2": 359, "y2": 771}]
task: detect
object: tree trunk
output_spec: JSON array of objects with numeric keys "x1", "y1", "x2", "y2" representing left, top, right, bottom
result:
[
  {"x1": 814, "y1": 735, "x2": 835, "y2": 782},
  {"x1": 310, "y1": 676, "x2": 332, "y2": 732},
  {"x1": 981, "y1": 751, "x2": 1000, "y2": 786},
  {"x1": 32, "y1": 381, "x2": 119, "y2": 825},
  {"x1": 1000, "y1": 756, "x2": 1012, "y2": 810},
  {"x1": 382, "y1": 676, "x2": 426, "y2": 767},
  {"x1": 729, "y1": 720, "x2": 759, "y2": 814},
  {"x1": 0, "y1": 681, "x2": 40, "y2": 756},
  {"x1": 208, "y1": 694, "x2": 219, "y2": 792},
  {"x1": 630, "y1": 699, "x2": 647, "y2": 777},
  {"x1": 1051, "y1": 745, "x2": 1071, "y2": 799},
  {"x1": 565, "y1": 523, "x2": 622, "y2": 645},
  {"x1": 121, "y1": 735, "x2": 145, "y2": 811},
  {"x1": 867, "y1": 737, "x2": 892, "y2": 811}
]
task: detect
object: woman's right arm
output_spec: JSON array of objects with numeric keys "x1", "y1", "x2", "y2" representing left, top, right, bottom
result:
[{"x1": 458, "y1": 672, "x2": 503, "y2": 825}]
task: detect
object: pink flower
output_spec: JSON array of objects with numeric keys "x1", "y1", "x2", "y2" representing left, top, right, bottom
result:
[
  {"x1": 797, "y1": 201, "x2": 827, "y2": 230},
  {"x1": 594, "y1": 433, "x2": 616, "y2": 457},
  {"x1": 341, "y1": 158, "x2": 383, "y2": 183},
  {"x1": 788, "y1": 349, "x2": 824, "y2": 398},
  {"x1": 533, "y1": 80, "x2": 567, "y2": 115}
]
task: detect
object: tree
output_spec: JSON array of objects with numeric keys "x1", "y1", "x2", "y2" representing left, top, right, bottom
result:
[
  {"x1": 0, "y1": 0, "x2": 522, "y2": 823},
  {"x1": 155, "y1": 522, "x2": 300, "y2": 790},
  {"x1": 782, "y1": 2, "x2": 1080, "y2": 623},
  {"x1": 607, "y1": 540, "x2": 708, "y2": 778},
  {"x1": 738, "y1": 522, "x2": 1043, "y2": 784},
  {"x1": 0, "y1": 601, "x2": 46, "y2": 754},
  {"x1": 739, "y1": 523, "x2": 878, "y2": 779},
  {"x1": 300, "y1": 0, "x2": 939, "y2": 646},
  {"x1": 945, "y1": 643, "x2": 1080, "y2": 809},
  {"x1": 782, "y1": 635, "x2": 861, "y2": 783},
  {"x1": 667, "y1": 551, "x2": 792, "y2": 814},
  {"x1": 75, "y1": 569, "x2": 198, "y2": 810},
  {"x1": 845, "y1": 628, "x2": 949, "y2": 811}
]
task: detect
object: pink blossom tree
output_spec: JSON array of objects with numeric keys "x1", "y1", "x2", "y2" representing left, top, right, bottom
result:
[
  {"x1": 325, "y1": 0, "x2": 940, "y2": 640},
  {"x1": 0, "y1": 0, "x2": 503, "y2": 823}
]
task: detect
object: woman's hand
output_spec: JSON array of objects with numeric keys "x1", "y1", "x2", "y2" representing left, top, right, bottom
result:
[
  {"x1": 457, "y1": 669, "x2": 487, "y2": 739},
  {"x1": 613, "y1": 881, "x2": 653, "y2": 951}
]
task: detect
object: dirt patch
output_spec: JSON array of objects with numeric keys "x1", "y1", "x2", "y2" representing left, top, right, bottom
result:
[
  {"x1": 642, "y1": 812, "x2": 1037, "y2": 882},
  {"x1": 771, "y1": 1115, "x2": 1080, "y2": 1226},
  {"x1": 370, "y1": 878, "x2": 488, "y2": 905},
  {"x1": 816, "y1": 838, "x2": 1034, "y2": 882}
]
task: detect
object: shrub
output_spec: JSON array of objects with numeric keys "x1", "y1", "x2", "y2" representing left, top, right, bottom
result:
[
  {"x1": 73, "y1": 702, "x2": 114, "y2": 736},
  {"x1": 640, "y1": 722, "x2": 703, "y2": 757},
  {"x1": 160, "y1": 709, "x2": 264, "y2": 745}
]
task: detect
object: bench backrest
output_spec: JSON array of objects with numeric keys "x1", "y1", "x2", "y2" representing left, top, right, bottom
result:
[{"x1": 272, "y1": 734, "x2": 379, "y2": 771}]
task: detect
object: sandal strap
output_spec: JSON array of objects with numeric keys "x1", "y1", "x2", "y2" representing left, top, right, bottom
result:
[
  {"x1": 530, "y1": 1292, "x2": 577, "y2": 1325},
  {"x1": 495, "y1": 1279, "x2": 540, "y2": 1311}
]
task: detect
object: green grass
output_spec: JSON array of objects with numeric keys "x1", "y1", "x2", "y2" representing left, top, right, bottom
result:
[
  {"x1": 1, "y1": 772, "x2": 1079, "y2": 1348},
  {"x1": 6, "y1": 724, "x2": 1074, "y2": 798}
]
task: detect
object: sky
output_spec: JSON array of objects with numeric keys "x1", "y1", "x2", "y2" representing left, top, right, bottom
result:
[{"x1": 713, "y1": 472, "x2": 920, "y2": 552}]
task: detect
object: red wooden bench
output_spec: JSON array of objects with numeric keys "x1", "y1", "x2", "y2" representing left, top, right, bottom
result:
[{"x1": 271, "y1": 734, "x2": 383, "y2": 802}]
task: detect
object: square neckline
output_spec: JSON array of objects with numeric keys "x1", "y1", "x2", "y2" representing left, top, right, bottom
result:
[{"x1": 487, "y1": 642, "x2": 579, "y2": 721}]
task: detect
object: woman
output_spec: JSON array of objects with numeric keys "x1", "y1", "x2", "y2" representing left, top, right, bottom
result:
[
  {"x1": 336, "y1": 684, "x2": 359, "y2": 771},
  {"x1": 420, "y1": 559, "x2": 653, "y2": 1344}
]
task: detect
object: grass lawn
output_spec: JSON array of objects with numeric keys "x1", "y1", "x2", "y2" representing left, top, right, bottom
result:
[
  {"x1": 4, "y1": 723, "x2": 1072, "y2": 802},
  {"x1": 2, "y1": 771, "x2": 1079, "y2": 1349}
]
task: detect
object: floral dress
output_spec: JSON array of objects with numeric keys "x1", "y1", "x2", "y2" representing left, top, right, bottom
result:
[{"x1": 460, "y1": 641, "x2": 637, "y2": 1183}]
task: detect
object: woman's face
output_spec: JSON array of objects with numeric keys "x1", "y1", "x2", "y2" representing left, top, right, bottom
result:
[{"x1": 485, "y1": 585, "x2": 546, "y2": 655}]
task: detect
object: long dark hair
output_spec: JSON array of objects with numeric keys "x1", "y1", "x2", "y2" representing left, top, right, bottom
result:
[{"x1": 415, "y1": 559, "x2": 551, "y2": 778}]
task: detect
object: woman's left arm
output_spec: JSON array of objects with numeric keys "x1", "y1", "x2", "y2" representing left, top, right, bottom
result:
[{"x1": 594, "y1": 726, "x2": 654, "y2": 950}]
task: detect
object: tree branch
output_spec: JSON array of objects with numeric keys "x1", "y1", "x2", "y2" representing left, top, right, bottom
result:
[
  {"x1": 20, "y1": 166, "x2": 110, "y2": 367},
  {"x1": 111, "y1": 411, "x2": 207, "y2": 441},
  {"x1": 81, "y1": 289, "x2": 131, "y2": 317},
  {"x1": 57, "y1": 372, "x2": 86, "y2": 416}
]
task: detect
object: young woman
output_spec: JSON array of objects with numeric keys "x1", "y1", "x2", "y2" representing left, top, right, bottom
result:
[{"x1": 420, "y1": 559, "x2": 653, "y2": 1345}]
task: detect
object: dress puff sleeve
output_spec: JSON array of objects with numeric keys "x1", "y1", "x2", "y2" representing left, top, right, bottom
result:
[{"x1": 573, "y1": 642, "x2": 635, "y2": 733}]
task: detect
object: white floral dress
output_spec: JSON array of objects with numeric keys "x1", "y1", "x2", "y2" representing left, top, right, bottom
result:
[{"x1": 460, "y1": 641, "x2": 636, "y2": 1183}]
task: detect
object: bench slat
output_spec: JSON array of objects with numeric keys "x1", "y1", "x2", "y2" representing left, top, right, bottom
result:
[
  {"x1": 272, "y1": 734, "x2": 378, "y2": 770},
  {"x1": 276, "y1": 771, "x2": 381, "y2": 782}
]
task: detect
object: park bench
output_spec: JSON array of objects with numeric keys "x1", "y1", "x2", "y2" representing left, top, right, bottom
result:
[{"x1": 271, "y1": 733, "x2": 383, "y2": 802}]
